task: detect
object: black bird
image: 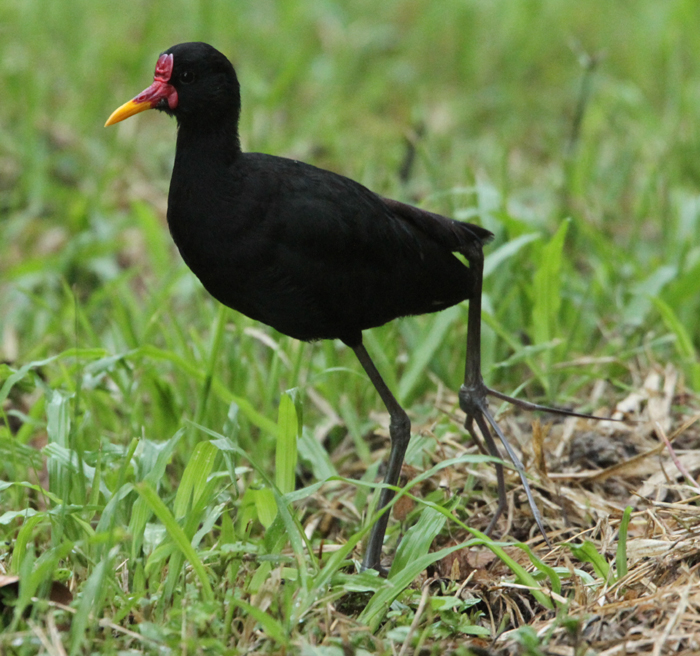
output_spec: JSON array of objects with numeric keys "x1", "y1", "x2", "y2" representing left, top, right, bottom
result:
[{"x1": 107, "y1": 42, "x2": 601, "y2": 571}]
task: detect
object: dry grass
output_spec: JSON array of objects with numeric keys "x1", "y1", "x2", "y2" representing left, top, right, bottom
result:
[
  {"x1": 447, "y1": 365, "x2": 700, "y2": 654},
  {"x1": 290, "y1": 362, "x2": 700, "y2": 654}
]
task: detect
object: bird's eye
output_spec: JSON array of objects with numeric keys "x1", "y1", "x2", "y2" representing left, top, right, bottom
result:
[{"x1": 179, "y1": 70, "x2": 196, "y2": 85}]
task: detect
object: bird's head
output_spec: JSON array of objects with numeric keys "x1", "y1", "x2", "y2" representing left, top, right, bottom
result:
[{"x1": 105, "y1": 42, "x2": 240, "y2": 128}]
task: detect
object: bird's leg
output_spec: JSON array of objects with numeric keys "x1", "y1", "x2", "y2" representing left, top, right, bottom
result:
[
  {"x1": 353, "y1": 342, "x2": 411, "y2": 573},
  {"x1": 459, "y1": 244, "x2": 619, "y2": 546},
  {"x1": 458, "y1": 245, "x2": 514, "y2": 538},
  {"x1": 459, "y1": 245, "x2": 551, "y2": 545}
]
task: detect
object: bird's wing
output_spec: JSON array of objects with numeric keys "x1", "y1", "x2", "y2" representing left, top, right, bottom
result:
[
  {"x1": 380, "y1": 197, "x2": 494, "y2": 258},
  {"x1": 267, "y1": 162, "x2": 426, "y2": 268},
  {"x1": 263, "y1": 157, "x2": 492, "y2": 265}
]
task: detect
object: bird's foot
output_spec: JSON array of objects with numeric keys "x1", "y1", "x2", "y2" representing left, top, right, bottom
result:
[
  {"x1": 458, "y1": 379, "x2": 621, "y2": 548},
  {"x1": 458, "y1": 379, "x2": 490, "y2": 417}
]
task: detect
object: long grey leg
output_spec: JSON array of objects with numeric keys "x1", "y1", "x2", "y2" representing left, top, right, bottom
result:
[
  {"x1": 353, "y1": 342, "x2": 411, "y2": 573},
  {"x1": 459, "y1": 246, "x2": 510, "y2": 538},
  {"x1": 459, "y1": 244, "x2": 551, "y2": 546}
]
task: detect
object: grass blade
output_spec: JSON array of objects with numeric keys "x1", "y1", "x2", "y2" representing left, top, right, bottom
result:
[
  {"x1": 174, "y1": 439, "x2": 218, "y2": 519},
  {"x1": 616, "y1": 506, "x2": 633, "y2": 580},
  {"x1": 653, "y1": 296, "x2": 700, "y2": 391},
  {"x1": 276, "y1": 391, "x2": 299, "y2": 495},
  {"x1": 229, "y1": 598, "x2": 289, "y2": 647},
  {"x1": 398, "y1": 305, "x2": 460, "y2": 404},
  {"x1": 135, "y1": 481, "x2": 214, "y2": 601},
  {"x1": 531, "y1": 219, "x2": 569, "y2": 393}
]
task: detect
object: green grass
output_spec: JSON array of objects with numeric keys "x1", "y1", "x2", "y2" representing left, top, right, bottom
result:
[{"x1": 1, "y1": 0, "x2": 700, "y2": 653}]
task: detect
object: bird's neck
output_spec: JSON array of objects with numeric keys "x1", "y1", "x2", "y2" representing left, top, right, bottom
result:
[{"x1": 174, "y1": 118, "x2": 242, "y2": 167}]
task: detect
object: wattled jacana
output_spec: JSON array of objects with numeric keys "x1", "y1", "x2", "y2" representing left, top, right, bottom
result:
[{"x1": 106, "y1": 42, "x2": 603, "y2": 572}]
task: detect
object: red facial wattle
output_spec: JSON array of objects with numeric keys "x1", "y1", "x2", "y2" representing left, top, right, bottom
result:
[{"x1": 105, "y1": 53, "x2": 179, "y2": 126}]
